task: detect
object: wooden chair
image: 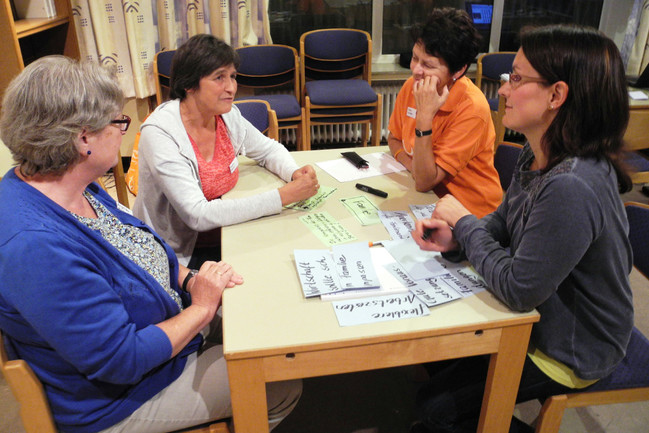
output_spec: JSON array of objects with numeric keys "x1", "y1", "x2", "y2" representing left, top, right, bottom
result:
[
  {"x1": 476, "y1": 52, "x2": 516, "y2": 146},
  {"x1": 493, "y1": 141, "x2": 523, "y2": 191},
  {"x1": 233, "y1": 99, "x2": 280, "y2": 141},
  {"x1": 1, "y1": 329, "x2": 230, "y2": 433},
  {"x1": 154, "y1": 49, "x2": 176, "y2": 106},
  {"x1": 533, "y1": 202, "x2": 649, "y2": 433},
  {"x1": 96, "y1": 150, "x2": 130, "y2": 208},
  {"x1": 299, "y1": 28, "x2": 382, "y2": 150},
  {"x1": 235, "y1": 44, "x2": 305, "y2": 150}
]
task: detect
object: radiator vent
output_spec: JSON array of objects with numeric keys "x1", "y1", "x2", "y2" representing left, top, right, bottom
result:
[{"x1": 278, "y1": 80, "x2": 403, "y2": 148}]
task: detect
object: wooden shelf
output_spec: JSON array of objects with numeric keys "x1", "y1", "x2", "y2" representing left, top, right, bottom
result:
[{"x1": 14, "y1": 15, "x2": 70, "y2": 38}]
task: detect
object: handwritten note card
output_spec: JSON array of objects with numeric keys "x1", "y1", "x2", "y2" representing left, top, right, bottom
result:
[
  {"x1": 332, "y1": 292, "x2": 430, "y2": 326},
  {"x1": 331, "y1": 242, "x2": 381, "y2": 290},
  {"x1": 340, "y1": 196, "x2": 381, "y2": 225},
  {"x1": 299, "y1": 211, "x2": 357, "y2": 246},
  {"x1": 410, "y1": 276, "x2": 462, "y2": 307},
  {"x1": 409, "y1": 203, "x2": 437, "y2": 220},
  {"x1": 285, "y1": 186, "x2": 337, "y2": 211},
  {"x1": 321, "y1": 247, "x2": 410, "y2": 301},
  {"x1": 294, "y1": 250, "x2": 342, "y2": 297},
  {"x1": 378, "y1": 211, "x2": 416, "y2": 240},
  {"x1": 382, "y1": 238, "x2": 455, "y2": 279}
]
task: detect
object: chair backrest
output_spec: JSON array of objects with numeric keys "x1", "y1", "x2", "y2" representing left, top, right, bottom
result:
[
  {"x1": 0, "y1": 329, "x2": 58, "y2": 433},
  {"x1": 299, "y1": 28, "x2": 372, "y2": 97},
  {"x1": 493, "y1": 142, "x2": 523, "y2": 191},
  {"x1": 234, "y1": 100, "x2": 279, "y2": 141},
  {"x1": 476, "y1": 52, "x2": 516, "y2": 90},
  {"x1": 625, "y1": 202, "x2": 649, "y2": 278},
  {"x1": 154, "y1": 49, "x2": 176, "y2": 106},
  {"x1": 235, "y1": 44, "x2": 300, "y2": 100},
  {"x1": 96, "y1": 150, "x2": 130, "y2": 208}
]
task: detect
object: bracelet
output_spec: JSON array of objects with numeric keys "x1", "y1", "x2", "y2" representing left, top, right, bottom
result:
[
  {"x1": 393, "y1": 148, "x2": 404, "y2": 160},
  {"x1": 182, "y1": 269, "x2": 198, "y2": 293}
]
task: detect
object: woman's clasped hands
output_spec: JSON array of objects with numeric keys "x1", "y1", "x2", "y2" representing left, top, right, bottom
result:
[
  {"x1": 279, "y1": 164, "x2": 319, "y2": 205},
  {"x1": 186, "y1": 261, "x2": 243, "y2": 312}
]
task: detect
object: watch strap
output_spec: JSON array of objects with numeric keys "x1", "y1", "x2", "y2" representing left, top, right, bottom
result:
[
  {"x1": 415, "y1": 128, "x2": 433, "y2": 137},
  {"x1": 182, "y1": 269, "x2": 198, "y2": 292}
]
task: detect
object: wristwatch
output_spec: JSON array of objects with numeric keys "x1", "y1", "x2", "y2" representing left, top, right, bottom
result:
[
  {"x1": 415, "y1": 128, "x2": 433, "y2": 137},
  {"x1": 182, "y1": 269, "x2": 199, "y2": 292}
]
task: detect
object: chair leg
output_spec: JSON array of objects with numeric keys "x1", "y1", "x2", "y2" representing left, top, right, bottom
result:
[
  {"x1": 361, "y1": 123, "x2": 370, "y2": 147},
  {"x1": 303, "y1": 103, "x2": 311, "y2": 151},
  {"x1": 535, "y1": 395, "x2": 568, "y2": 433},
  {"x1": 371, "y1": 94, "x2": 383, "y2": 147}
]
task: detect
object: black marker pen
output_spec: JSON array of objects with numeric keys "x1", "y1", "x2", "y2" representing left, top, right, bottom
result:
[{"x1": 355, "y1": 183, "x2": 388, "y2": 198}]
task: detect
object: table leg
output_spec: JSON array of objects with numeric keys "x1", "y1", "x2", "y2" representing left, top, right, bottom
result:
[
  {"x1": 477, "y1": 323, "x2": 533, "y2": 433},
  {"x1": 227, "y1": 358, "x2": 269, "y2": 433}
]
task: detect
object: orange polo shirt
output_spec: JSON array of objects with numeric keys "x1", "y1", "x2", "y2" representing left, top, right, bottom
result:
[{"x1": 389, "y1": 76, "x2": 502, "y2": 217}]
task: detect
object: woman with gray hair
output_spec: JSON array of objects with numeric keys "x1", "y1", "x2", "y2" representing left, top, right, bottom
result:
[{"x1": 0, "y1": 56, "x2": 301, "y2": 433}]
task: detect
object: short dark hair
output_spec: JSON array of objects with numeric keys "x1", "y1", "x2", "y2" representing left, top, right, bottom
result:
[
  {"x1": 410, "y1": 8, "x2": 482, "y2": 75},
  {"x1": 170, "y1": 34, "x2": 240, "y2": 100},
  {"x1": 521, "y1": 24, "x2": 631, "y2": 192}
]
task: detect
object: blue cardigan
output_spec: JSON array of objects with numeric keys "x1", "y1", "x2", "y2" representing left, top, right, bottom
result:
[{"x1": 0, "y1": 169, "x2": 202, "y2": 433}]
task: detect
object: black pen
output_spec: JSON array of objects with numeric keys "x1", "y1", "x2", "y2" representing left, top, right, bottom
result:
[
  {"x1": 422, "y1": 225, "x2": 453, "y2": 241},
  {"x1": 355, "y1": 183, "x2": 388, "y2": 198}
]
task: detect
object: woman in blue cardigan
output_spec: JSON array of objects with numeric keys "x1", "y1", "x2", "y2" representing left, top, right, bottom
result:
[{"x1": 0, "y1": 56, "x2": 300, "y2": 433}]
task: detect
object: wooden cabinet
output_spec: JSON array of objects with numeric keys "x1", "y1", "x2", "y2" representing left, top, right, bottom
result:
[{"x1": 0, "y1": 0, "x2": 79, "y2": 101}]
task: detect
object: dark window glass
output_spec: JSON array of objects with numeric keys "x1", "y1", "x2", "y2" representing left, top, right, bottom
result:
[{"x1": 499, "y1": 0, "x2": 603, "y2": 51}]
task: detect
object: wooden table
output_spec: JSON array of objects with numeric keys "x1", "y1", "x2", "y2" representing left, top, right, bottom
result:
[{"x1": 222, "y1": 146, "x2": 539, "y2": 433}]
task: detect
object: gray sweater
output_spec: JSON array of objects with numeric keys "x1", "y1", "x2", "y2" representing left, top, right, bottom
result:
[
  {"x1": 133, "y1": 100, "x2": 299, "y2": 265},
  {"x1": 454, "y1": 144, "x2": 633, "y2": 380}
]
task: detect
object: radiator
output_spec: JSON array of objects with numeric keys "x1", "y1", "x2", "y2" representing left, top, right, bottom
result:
[{"x1": 279, "y1": 80, "x2": 403, "y2": 147}]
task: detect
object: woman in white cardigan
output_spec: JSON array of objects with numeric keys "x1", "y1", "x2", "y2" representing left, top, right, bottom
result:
[{"x1": 134, "y1": 34, "x2": 318, "y2": 267}]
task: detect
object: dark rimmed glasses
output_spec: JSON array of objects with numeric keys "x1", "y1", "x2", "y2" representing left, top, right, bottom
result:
[
  {"x1": 110, "y1": 114, "x2": 131, "y2": 133},
  {"x1": 500, "y1": 72, "x2": 548, "y2": 90}
]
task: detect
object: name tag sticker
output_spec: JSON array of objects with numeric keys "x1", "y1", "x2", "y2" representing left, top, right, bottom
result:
[
  {"x1": 407, "y1": 107, "x2": 417, "y2": 119},
  {"x1": 229, "y1": 157, "x2": 239, "y2": 173}
]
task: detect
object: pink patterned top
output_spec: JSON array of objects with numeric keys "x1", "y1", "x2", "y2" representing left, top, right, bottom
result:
[{"x1": 188, "y1": 115, "x2": 239, "y2": 200}]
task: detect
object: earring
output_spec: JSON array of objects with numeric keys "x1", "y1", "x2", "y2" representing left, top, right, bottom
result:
[
  {"x1": 549, "y1": 105, "x2": 554, "y2": 110},
  {"x1": 87, "y1": 150, "x2": 92, "y2": 155}
]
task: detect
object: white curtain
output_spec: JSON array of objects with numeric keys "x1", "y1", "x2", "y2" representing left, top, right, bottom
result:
[
  {"x1": 70, "y1": 0, "x2": 271, "y2": 99},
  {"x1": 622, "y1": 0, "x2": 649, "y2": 76}
]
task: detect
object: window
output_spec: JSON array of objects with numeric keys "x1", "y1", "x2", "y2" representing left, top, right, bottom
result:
[{"x1": 268, "y1": 0, "x2": 604, "y2": 61}]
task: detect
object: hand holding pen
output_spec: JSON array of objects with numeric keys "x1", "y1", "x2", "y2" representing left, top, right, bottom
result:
[{"x1": 412, "y1": 219, "x2": 457, "y2": 252}]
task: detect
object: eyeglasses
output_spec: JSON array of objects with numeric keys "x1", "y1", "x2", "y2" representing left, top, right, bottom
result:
[
  {"x1": 110, "y1": 114, "x2": 131, "y2": 133},
  {"x1": 500, "y1": 72, "x2": 548, "y2": 90}
]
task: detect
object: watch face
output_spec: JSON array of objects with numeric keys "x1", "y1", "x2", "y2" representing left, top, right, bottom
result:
[{"x1": 415, "y1": 128, "x2": 432, "y2": 137}]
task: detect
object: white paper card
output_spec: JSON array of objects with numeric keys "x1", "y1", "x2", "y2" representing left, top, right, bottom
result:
[
  {"x1": 315, "y1": 152, "x2": 406, "y2": 183},
  {"x1": 409, "y1": 203, "x2": 437, "y2": 220},
  {"x1": 331, "y1": 242, "x2": 381, "y2": 290},
  {"x1": 294, "y1": 250, "x2": 342, "y2": 297},
  {"x1": 321, "y1": 247, "x2": 410, "y2": 301},
  {"x1": 378, "y1": 211, "x2": 416, "y2": 240},
  {"x1": 332, "y1": 292, "x2": 430, "y2": 326}
]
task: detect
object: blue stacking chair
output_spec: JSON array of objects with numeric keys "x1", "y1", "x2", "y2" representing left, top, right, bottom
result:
[
  {"x1": 154, "y1": 49, "x2": 176, "y2": 106},
  {"x1": 534, "y1": 202, "x2": 649, "y2": 433},
  {"x1": 235, "y1": 45, "x2": 304, "y2": 149},
  {"x1": 233, "y1": 100, "x2": 279, "y2": 141},
  {"x1": 299, "y1": 28, "x2": 382, "y2": 150},
  {"x1": 493, "y1": 141, "x2": 523, "y2": 191},
  {"x1": 476, "y1": 52, "x2": 516, "y2": 146}
]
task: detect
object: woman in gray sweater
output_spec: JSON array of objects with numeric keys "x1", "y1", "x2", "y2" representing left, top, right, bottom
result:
[{"x1": 410, "y1": 24, "x2": 633, "y2": 433}]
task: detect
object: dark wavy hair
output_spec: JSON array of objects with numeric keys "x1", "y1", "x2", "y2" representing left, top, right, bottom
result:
[
  {"x1": 410, "y1": 8, "x2": 482, "y2": 75},
  {"x1": 521, "y1": 24, "x2": 632, "y2": 192},
  {"x1": 170, "y1": 34, "x2": 240, "y2": 100}
]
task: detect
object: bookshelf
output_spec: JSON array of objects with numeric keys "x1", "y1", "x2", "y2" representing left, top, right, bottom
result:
[{"x1": 0, "y1": 0, "x2": 79, "y2": 104}]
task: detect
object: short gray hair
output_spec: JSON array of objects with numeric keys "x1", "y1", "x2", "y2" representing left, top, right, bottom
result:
[{"x1": 0, "y1": 55, "x2": 123, "y2": 176}]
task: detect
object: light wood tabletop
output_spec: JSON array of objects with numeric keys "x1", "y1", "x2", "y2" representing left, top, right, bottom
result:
[{"x1": 222, "y1": 146, "x2": 539, "y2": 433}]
